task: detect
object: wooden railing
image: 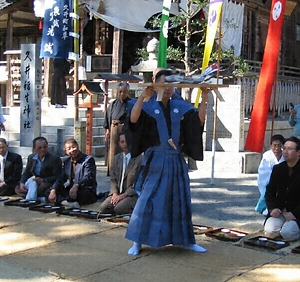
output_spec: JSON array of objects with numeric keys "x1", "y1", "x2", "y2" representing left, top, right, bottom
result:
[{"x1": 245, "y1": 60, "x2": 300, "y2": 80}]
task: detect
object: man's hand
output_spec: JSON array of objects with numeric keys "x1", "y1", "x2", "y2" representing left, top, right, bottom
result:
[
  {"x1": 283, "y1": 211, "x2": 296, "y2": 221},
  {"x1": 34, "y1": 177, "x2": 43, "y2": 185},
  {"x1": 270, "y1": 208, "x2": 282, "y2": 218},
  {"x1": 141, "y1": 86, "x2": 155, "y2": 102},
  {"x1": 290, "y1": 109, "x2": 297, "y2": 116},
  {"x1": 111, "y1": 192, "x2": 127, "y2": 206},
  {"x1": 105, "y1": 129, "x2": 110, "y2": 141},
  {"x1": 19, "y1": 183, "x2": 28, "y2": 193},
  {"x1": 48, "y1": 189, "x2": 56, "y2": 203},
  {"x1": 69, "y1": 184, "x2": 78, "y2": 199}
]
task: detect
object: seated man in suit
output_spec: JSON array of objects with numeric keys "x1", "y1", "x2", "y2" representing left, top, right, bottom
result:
[
  {"x1": 46, "y1": 138, "x2": 97, "y2": 208},
  {"x1": 99, "y1": 132, "x2": 143, "y2": 215},
  {"x1": 15, "y1": 136, "x2": 62, "y2": 200},
  {"x1": 0, "y1": 138, "x2": 23, "y2": 196},
  {"x1": 265, "y1": 136, "x2": 300, "y2": 241}
]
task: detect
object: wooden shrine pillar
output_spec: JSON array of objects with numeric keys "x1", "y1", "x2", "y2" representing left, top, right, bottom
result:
[{"x1": 112, "y1": 27, "x2": 123, "y2": 75}]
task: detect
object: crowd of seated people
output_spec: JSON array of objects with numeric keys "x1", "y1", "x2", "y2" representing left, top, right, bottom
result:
[
  {"x1": 1, "y1": 133, "x2": 141, "y2": 213},
  {"x1": 1, "y1": 76, "x2": 300, "y2": 248}
]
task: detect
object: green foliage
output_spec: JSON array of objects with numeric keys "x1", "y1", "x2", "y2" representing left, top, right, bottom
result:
[
  {"x1": 135, "y1": 48, "x2": 149, "y2": 61},
  {"x1": 135, "y1": 0, "x2": 249, "y2": 78},
  {"x1": 166, "y1": 46, "x2": 184, "y2": 61},
  {"x1": 135, "y1": 45, "x2": 184, "y2": 62},
  {"x1": 210, "y1": 49, "x2": 252, "y2": 77},
  {"x1": 232, "y1": 58, "x2": 252, "y2": 77}
]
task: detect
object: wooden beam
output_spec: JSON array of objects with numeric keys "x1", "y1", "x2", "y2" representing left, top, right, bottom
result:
[
  {"x1": 0, "y1": 16, "x2": 38, "y2": 26},
  {"x1": 0, "y1": 0, "x2": 29, "y2": 17}
]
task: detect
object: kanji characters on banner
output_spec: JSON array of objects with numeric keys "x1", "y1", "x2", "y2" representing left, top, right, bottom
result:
[{"x1": 40, "y1": 0, "x2": 73, "y2": 59}]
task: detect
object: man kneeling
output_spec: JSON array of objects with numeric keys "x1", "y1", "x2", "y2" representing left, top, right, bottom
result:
[
  {"x1": 99, "y1": 132, "x2": 142, "y2": 215},
  {"x1": 264, "y1": 136, "x2": 300, "y2": 241}
]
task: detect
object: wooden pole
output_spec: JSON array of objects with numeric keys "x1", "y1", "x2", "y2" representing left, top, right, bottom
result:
[
  {"x1": 86, "y1": 107, "x2": 93, "y2": 155},
  {"x1": 271, "y1": 59, "x2": 279, "y2": 141},
  {"x1": 210, "y1": 7, "x2": 223, "y2": 186},
  {"x1": 6, "y1": 12, "x2": 13, "y2": 106},
  {"x1": 74, "y1": 0, "x2": 79, "y2": 122},
  {"x1": 112, "y1": 27, "x2": 123, "y2": 75}
]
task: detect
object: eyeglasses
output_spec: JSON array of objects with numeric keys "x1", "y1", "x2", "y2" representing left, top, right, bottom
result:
[{"x1": 282, "y1": 147, "x2": 297, "y2": 151}]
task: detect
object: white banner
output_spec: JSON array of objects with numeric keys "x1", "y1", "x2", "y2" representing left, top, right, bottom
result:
[
  {"x1": 221, "y1": 0, "x2": 244, "y2": 56},
  {"x1": 35, "y1": 0, "x2": 199, "y2": 32}
]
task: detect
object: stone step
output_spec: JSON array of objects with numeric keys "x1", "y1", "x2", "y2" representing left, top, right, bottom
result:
[
  {"x1": 2, "y1": 94, "x2": 107, "y2": 157},
  {"x1": 92, "y1": 145, "x2": 106, "y2": 157},
  {"x1": 79, "y1": 117, "x2": 105, "y2": 127}
]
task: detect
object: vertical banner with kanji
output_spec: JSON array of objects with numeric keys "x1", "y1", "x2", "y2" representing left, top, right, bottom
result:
[
  {"x1": 195, "y1": 0, "x2": 223, "y2": 107},
  {"x1": 157, "y1": 0, "x2": 172, "y2": 68},
  {"x1": 20, "y1": 44, "x2": 42, "y2": 146},
  {"x1": 40, "y1": 0, "x2": 73, "y2": 59},
  {"x1": 245, "y1": 0, "x2": 286, "y2": 152}
]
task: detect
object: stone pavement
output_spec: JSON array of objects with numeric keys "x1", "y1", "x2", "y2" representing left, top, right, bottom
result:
[{"x1": 0, "y1": 156, "x2": 300, "y2": 282}]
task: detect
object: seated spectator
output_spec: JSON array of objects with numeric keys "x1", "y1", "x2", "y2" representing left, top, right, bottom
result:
[
  {"x1": 99, "y1": 132, "x2": 143, "y2": 215},
  {"x1": 0, "y1": 97, "x2": 5, "y2": 133},
  {"x1": 264, "y1": 136, "x2": 300, "y2": 241},
  {"x1": 255, "y1": 134, "x2": 285, "y2": 215},
  {"x1": 46, "y1": 138, "x2": 97, "y2": 208},
  {"x1": 288, "y1": 104, "x2": 300, "y2": 138},
  {"x1": 0, "y1": 138, "x2": 23, "y2": 196},
  {"x1": 15, "y1": 137, "x2": 62, "y2": 201}
]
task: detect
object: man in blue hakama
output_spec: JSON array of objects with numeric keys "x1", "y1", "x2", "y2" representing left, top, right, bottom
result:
[{"x1": 125, "y1": 69, "x2": 209, "y2": 255}]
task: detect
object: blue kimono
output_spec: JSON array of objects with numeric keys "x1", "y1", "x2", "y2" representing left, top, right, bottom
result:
[{"x1": 125, "y1": 96, "x2": 204, "y2": 247}]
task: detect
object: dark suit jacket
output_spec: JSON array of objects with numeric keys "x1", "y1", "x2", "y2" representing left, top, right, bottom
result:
[
  {"x1": 110, "y1": 153, "x2": 143, "y2": 196},
  {"x1": 20, "y1": 152, "x2": 62, "y2": 185},
  {"x1": 53, "y1": 152, "x2": 97, "y2": 197},
  {"x1": 4, "y1": 151, "x2": 23, "y2": 185},
  {"x1": 265, "y1": 160, "x2": 300, "y2": 225}
]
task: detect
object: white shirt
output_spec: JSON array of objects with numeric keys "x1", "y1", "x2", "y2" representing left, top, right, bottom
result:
[
  {"x1": 0, "y1": 153, "x2": 6, "y2": 182},
  {"x1": 257, "y1": 149, "x2": 284, "y2": 195},
  {"x1": 119, "y1": 153, "x2": 131, "y2": 193}
]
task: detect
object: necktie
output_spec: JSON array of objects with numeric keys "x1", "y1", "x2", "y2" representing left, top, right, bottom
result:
[
  {"x1": 0, "y1": 156, "x2": 4, "y2": 182},
  {"x1": 119, "y1": 153, "x2": 127, "y2": 194}
]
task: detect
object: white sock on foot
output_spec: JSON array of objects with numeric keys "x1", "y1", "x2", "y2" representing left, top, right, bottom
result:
[
  {"x1": 183, "y1": 244, "x2": 206, "y2": 253},
  {"x1": 128, "y1": 242, "x2": 141, "y2": 255}
]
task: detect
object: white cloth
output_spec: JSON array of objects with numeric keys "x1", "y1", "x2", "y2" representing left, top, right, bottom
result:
[
  {"x1": 35, "y1": 0, "x2": 198, "y2": 32},
  {"x1": 25, "y1": 177, "x2": 38, "y2": 201},
  {"x1": 257, "y1": 150, "x2": 284, "y2": 195},
  {"x1": 220, "y1": 0, "x2": 244, "y2": 56},
  {"x1": 0, "y1": 155, "x2": 4, "y2": 182},
  {"x1": 80, "y1": 0, "x2": 199, "y2": 32}
]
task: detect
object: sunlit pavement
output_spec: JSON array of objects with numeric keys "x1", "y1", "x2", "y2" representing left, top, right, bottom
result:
[{"x1": 0, "y1": 157, "x2": 299, "y2": 282}]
